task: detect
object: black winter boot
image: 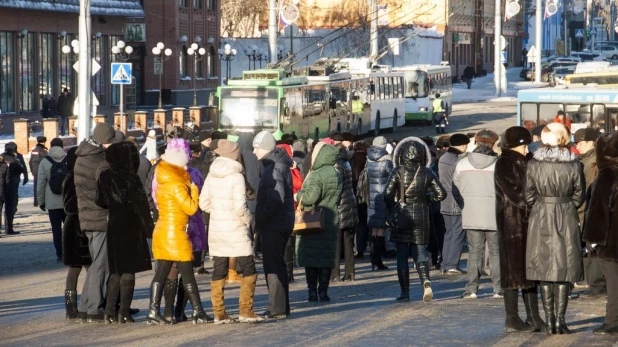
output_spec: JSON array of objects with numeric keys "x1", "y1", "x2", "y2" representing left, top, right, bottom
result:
[
  {"x1": 104, "y1": 275, "x2": 121, "y2": 324},
  {"x1": 371, "y1": 237, "x2": 388, "y2": 271},
  {"x1": 555, "y1": 283, "x2": 571, "y2": 334},
  {"x1": 305, "y1": 268, "x2": 319, "y2": 302},
  {"x1": 504, "y1": 289, "x2": 536, "y2": 333},
  {"x1": 396, "y1": 268, "x2": 410, "y2": 302},
  {"x1": 118, "y1": 276, "x2": 136, "y2": 324},
  {"x1": 64, "y1": 289, "x2": 78, "y2": 320},
  {"x1": 539, "y1": 282, "x2": 556, "y2": 335},
  {"x1": 183, "y1": 281, "x2": 213, "y2": 324},
  {"x1": 174, "y1": 277, "x2": 188, "y2": 322},
  {"x1": 318, "y1": 268, "x2": 332, "y2": 302},
  {"x1": 163, "y1": 278, "x2": 177, "y2": 323},
  {"x1": 147, "y1": 282, "x2": 172, "y2": 325},
  {"x1": 522, "y1": 287, "x2": 545, "y2": 332},
  {"x1": 417, "y1": 262, "x2": 433, "y2": 302}
]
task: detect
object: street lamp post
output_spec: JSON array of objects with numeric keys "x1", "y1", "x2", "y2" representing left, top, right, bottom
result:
[
  {"x1": 187, "y1": 41, "x2": 206, "y2": 106},
  {"x1": 111, "y1": 40, "x2": 133, "y2": 115},
  {"x1": 276, "y1": 44, "x2": 285, "y2": 61},
  {"x1": 245, "y1": 45, "x2": 266, "y2": 70},
  {"x1": 218, "y1": 43, "x2": 237, "y2": 81},
  {"x1": 151, "y1": 42, "x2": 173, "y2": 109}
]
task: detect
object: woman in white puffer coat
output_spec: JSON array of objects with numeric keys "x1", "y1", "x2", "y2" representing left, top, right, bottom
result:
[{"x1": 199, "y1": 139, "x2": 264, "y2": 324}]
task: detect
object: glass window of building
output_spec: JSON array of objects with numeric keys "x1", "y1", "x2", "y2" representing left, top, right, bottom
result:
[
  {"x1": 208, "y1": 47, "x2": 215, "y2": 77},
  {"x1": 193, "y1": 0, "x2": 202, "y2": 9},
  {"x1": 0, "y1": 32, "x2": 15, "y2": 113},
  {"x1": 180, "y1": 45, "x2": 188, "y2": 78},
  {"x1": 180, "y1": 0, "x2": 188, "y2": 7},
  {"x1": 207, "y1": 0, "x2": 215, "y2": 10},
  {"x1": 20, "y1": 32, "x2": 35, "y2": 111},
  {"x1": 39, "y1": 33, "x2": 55, "y2": 107},
  {"x1": 92, "y1": 34, "x2": 107, "y2": 106}
]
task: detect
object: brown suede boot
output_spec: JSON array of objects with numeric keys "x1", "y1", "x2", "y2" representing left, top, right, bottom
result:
[
  {"x1": 210, "y1": 279, "x2": 234, "y2": 324},
  {"x1": 238, "y1": 274, "x2": 265, "y2": 323},
  {"x1": 226, "y1": 269, "x2": 242, "y2": 284}
]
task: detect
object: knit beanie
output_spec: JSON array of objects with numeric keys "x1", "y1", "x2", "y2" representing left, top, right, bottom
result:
[
  {"x1": 215, "y1": 139, "x2": 241, "y2": 161},
  {"x1": 292, "y1": 140, "x2": 307, "y2": 153},
  {"x1": 372, "y1": 136, "x2": 387, "y2": 149},
  {"x1": 164, "y1": 148, "x2": 189, "y2": 168},
  {"x1": 252, "y1": 131, "x2": 277, "y2": 151},
  {"x1": 91, "y1": 123, "x2": 116, "y2": 145}
]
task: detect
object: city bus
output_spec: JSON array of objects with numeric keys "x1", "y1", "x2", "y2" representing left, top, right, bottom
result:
[
  {"x1": 517, "y1": 87, "x2": 618, "y2": 134},
  {"x1": 215, "y1": 67, "x2": 405, "y2": 140},
  {"x1": 564, "y1": 68, "x2": 618, "y2": 87},
  {"x1": 392, "y1": 65, "x2": 452, "y2": 124}
]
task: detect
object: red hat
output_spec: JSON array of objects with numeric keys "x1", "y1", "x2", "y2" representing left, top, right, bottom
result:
[{"x1": 276, "y1": 144, "x2": 293, "y2": 158}]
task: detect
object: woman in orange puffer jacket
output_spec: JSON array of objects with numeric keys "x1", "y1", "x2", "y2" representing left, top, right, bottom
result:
[{"x1": 147, "y1": 142, "x2": 213, "y2": 325}]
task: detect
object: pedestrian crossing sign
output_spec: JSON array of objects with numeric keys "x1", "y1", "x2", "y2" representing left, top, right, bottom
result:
[
  {"x1": 575, "y1": 29, "x2": 585, "y2": 38},
  {"x1": 111, "y1": 63, "x2": 132, "y2": 84}
]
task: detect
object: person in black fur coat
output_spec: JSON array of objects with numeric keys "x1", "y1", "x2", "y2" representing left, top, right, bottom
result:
[
  {"x1": 96, "y1": 141, "x2": 154, "y2": 324},
  {"x1": 584, "y1": 132, "x2": 618, "y2": 335},
  {"x1": 495, "y1": 126, "x2": 546, "y2": 333},
  {"x1": 62, "y1": 147, "x2": 92, "y2": 321}
]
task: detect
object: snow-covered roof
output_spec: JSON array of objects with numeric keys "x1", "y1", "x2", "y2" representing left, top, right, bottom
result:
[{"x1": 0, "y1": 0, "x2": 145, "y2": 17}]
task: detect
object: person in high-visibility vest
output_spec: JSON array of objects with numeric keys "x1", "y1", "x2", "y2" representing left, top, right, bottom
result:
[
  {"x1": 433, "y1": 93, "x2": 448, "y2": 134},
  {"x1": 352, "y1": 95, "x2": 363, "y2": 115}
]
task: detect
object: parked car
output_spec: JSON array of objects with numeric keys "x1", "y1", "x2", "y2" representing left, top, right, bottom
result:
[
  {"x1": 571, "y1": 51, "x2": 608, "y2": 62},
  {"x1": 525, "y1": 61, "x2": 578, "y2": 81},
  {"x1": 594, "y1": 45, "x2": 618, "y2": 60},
  {"x1": 553, "y1": 66, "x2": 576, "y2": 85}
]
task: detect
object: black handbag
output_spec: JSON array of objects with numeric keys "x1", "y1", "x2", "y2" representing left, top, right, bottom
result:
[{"x1": 386, "y1": 167, "x2": 420, "y2": 232}]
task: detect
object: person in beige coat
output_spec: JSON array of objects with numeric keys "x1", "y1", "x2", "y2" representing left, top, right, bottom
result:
[{"x1": 199, "y1": 139, "x2": 264, "y2": 324}]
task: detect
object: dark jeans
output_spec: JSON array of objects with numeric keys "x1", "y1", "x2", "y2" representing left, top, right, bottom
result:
[
  {"x1": 465, "y1": 78, "x2": 472, "y2": 89},
  {"x1": 284, "y1": 234, "x2": 296, "y2": 276},
  {"x1": 441, "y1": 214, "x2": 465, "y2": 270},
  {"x1": 396, "y1": 242, "x2": 428, "y2": 271},
  {"x1": 261, "y1": 229, "x2": 291, "y2": 315},
  {"x1": 600, "y1": 259, "x2": 618, "y2": 326},
  {"x1": 5, "y1": 180, "x2": 19, "y2": 233},
  {"x1": 584, "y1": 257, "x2": 607, "y2": 293},
  {"x1": 84, "y1": 231, "x2": 110, "y2": 315},
  {"x1": 59, "y1": 116, "x2": 68, "y2": 135},
  {"x1": 465, "y1": 230, "x2": 501, "y2": 294},
  {"x1": 333, "y1": 228, "x2": 355, "y2": 278},
  {"x1": 212, "y1": 256, "x2": 256, "y2": 281},
  {"x1": 49, "y1": 209, "x2": 66, "y2": 259},
  {"x1": 355, "y1": 204, "x2": 369, "y2": 255}
]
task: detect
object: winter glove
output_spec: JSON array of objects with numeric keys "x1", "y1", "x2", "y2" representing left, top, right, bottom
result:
[
  {"x1": 40, "y1": 205, "x2": 46, "y2": 212},
  {"x1": 23, "y1": 177, "x2": 28, "y2": 185}
]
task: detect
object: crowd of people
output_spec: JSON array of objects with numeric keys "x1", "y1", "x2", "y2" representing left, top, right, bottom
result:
[{"x1": 5, "y1": 118, "x2": 618, "y2": 336}]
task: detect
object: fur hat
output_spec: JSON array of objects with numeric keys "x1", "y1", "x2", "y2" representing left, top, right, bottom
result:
[
  {"x1": 574, "y1": 128, "x2": 599, "y2": 143},
  {"x1": 252, "y1": 131, "x2": 277, "y2": 151},
  {"x1": 449, "y1": 133, "x2": 470, "y2": 146},
  {"x1": 91, "y1": 123, "x2": 116, "y2": 145},
  {"x1": 211, "y1": 131, "x2": 228, "y2": 140},
  {"x1": 541, "y1": 123, "x2": 570, "y2": 146},
  {"x1": 331, "y1": 132, "x2": 344, "y2": 142},
  {"x1": 502, "y1": 126, "x2": 532, "y2": 149},
  {"x1": 596, "y1": 132, "x2": 618, "y2": 167},
  {"x1": 36, "y1": 136, "x2": 47, "y2": 144},
  {"x1": 342, "y1": 132, "x2": 354, "y2": 142},
  {"x1": 50, "y1": 138, "x2": 64, "y2": 148},
  {"x1": 436, "y1": 135, "x2": 451, "y2": 149},
  {"x1": 372, "y1": 136, "x2": 388, "y2": 148},
  {"x1": 215, "y1": 139, "x2": 241, "y2": 161},
  {"x1": 475, "y1": 130, "x2": 499, "y2": 147}
]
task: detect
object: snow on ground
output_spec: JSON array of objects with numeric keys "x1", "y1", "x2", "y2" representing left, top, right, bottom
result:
[{"x1": 452, "y1": 68, "x2": 549, "y2": 103}]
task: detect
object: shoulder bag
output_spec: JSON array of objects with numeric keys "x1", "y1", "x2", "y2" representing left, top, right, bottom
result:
[
  {"x1": 293, "y1": 195, "x2": 325, "y2": 234},
  {"x1": 386, "y1": 166, "x2": 420, "y2": 233}
]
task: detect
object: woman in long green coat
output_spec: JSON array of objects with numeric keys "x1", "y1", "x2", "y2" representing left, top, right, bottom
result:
[{"x1": 296, "y1": 142, "x2": 343, "y2": 302}]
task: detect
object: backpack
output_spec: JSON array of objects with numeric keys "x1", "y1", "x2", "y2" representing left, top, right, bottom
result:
[{"x1": 45, "y1": 156, "x2": 68, "y2": 194}]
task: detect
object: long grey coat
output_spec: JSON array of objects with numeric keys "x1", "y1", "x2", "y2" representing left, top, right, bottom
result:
[{"x1": 525, "y1": 146, "x2": 584, "y2": 283}]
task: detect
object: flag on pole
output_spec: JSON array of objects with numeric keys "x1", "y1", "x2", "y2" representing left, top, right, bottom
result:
[{"x1": 544, "y1": 0, "x2": 558, "y2": 19}]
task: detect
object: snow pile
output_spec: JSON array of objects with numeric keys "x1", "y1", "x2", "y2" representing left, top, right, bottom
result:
[{"x1": 452, "y1": 68, "x2": 548, "y2": 103}]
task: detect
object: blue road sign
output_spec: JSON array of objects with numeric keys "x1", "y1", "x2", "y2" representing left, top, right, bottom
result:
[
  {"x1": 575, "y1": 29, "x2": 585, "y2": 38},
  {"x1": 501, "y1": 51, "x2": 507, "y2": 63},
  {"x1": 590, "y1": 27, "x2": 598, "y2": 35},
  {"x1": 111, "y1": 63, "x2": 132, "y2": 85}
]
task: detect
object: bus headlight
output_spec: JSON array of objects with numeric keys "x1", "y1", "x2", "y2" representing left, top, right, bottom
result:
[{"x1": 419, "y1": 107, "x2": 427, "y2": 112}]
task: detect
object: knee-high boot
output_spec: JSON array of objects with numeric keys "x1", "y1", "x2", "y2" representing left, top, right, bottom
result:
[
  {"x1": 417, "y1": 262, "x2": 433, "y2": 303},
  {"x1": 504, "y1": 289, "x2": 535, "y2": 333},
  {"x1": 371, "y1": 236, "x2": 388, "y2": 271},
  {"x1": 183, "y1": 280, "x2": 213, "y2": 324},
  {"x1": 211, "y1": 278, "x2": 233, "y2": 324},
  {"x1": 104, "y1": 275, "x2": 121, "y2": 324},
  {"x1": 64, "y1": 289, "x2": 78, "y2": 320},
  {"x1": 396, "y1": 267, "x2": 410, "y2": 301},
  {"x1": 118, "y1": 275, "x2": 135, "y2": 324},
  {"x1": 174, "y1": 277, "x2": 188, "y2": 322},
  {"x1": 555, "y1": 283, "x2": 571, "y2": 334},
  {"x1": 522, "y1": 286, "x2": 546, "y2": 332},
  {"x1": 238, "y1": 274, "x2": 265, "y2": 323},
  {"x1": 146, "y1": 281, "x2": 171, "y2": 325},
  {"x1": 163, "y1": 278, "x2": 177, "y2": 323},
  {"x1": 318, "y1": 268, "x2": 332, "y2": 302},
  {"x1": 539, "y1": 282, "x2": 556, "y2": 335},
  {"x1": 305, "y1": 267, "x2": 319, "y2": 302}
]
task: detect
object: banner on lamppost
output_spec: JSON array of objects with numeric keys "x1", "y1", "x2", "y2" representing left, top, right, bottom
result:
[
  {"x1": 154, "y1": 57, "x2": 163, "y2": 75},
  {"x1": 545, "y1": 0, "x2": 558, "y2": 19},
  {"x1": 505, "y1": 0, "x2": 521, "y2": 20}
]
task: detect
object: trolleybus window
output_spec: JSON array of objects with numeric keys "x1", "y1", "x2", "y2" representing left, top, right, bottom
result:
[{"x1": 219, "y1": 88, "x2": 279, "y2": 130}]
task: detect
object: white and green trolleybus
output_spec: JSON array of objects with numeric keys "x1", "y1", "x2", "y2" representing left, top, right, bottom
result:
[{"x1": 216, "y1": 67, "x2": 405, "y2": 140}]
